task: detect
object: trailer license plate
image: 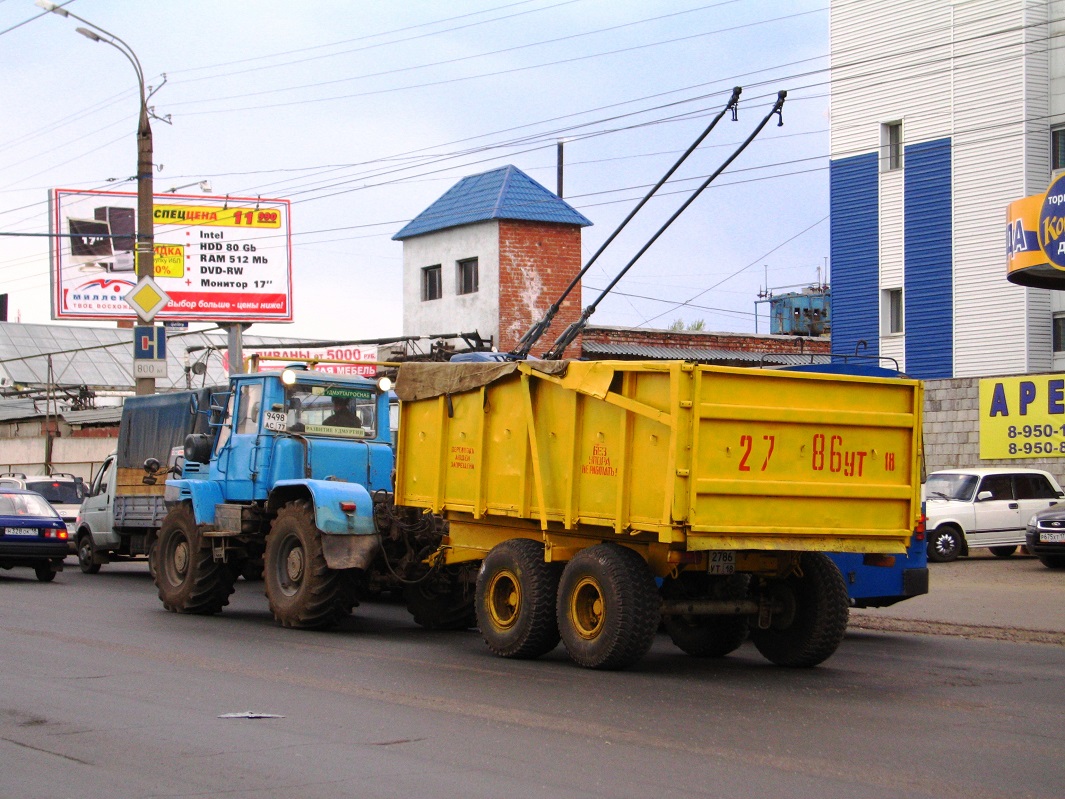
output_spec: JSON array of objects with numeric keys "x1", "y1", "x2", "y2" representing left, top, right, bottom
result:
[
  {"x1": 708, "y1": 552, "x2": 736, "y2": 575},
  {"x1": 1040, "y1": 531, "x2": 1065, "y2": 543},
  {"x1": 5, "y1": 528, "x2": 38, "y2": 536}
]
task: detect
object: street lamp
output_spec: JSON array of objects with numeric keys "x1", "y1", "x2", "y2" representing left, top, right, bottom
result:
[
  {"x1": 166, "y1": 180, "x2": 213, "y2": 194},
  {"x1": 37, "y1": 0, "x2": 159, "y2": 395}
]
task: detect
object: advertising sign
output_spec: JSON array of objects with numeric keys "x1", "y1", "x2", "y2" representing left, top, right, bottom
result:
[
  {"x1": 244, "y1": 345, "x2": 380, "y2": 377},
  {"x1": 49, "y1": 188, "x2": 293, "y2": 322},
  {"x1": 979, "y1": 374, "x2": 1065, "y2": 458},
  {"x1": 1005, "y1": 175, "x2": 1065, "y2": 288}
]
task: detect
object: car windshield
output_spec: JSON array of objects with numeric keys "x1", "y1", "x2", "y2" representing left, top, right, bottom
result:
[
  {"x1": 925, "y1": 473, "x2": 980, "y2": 501},
  {"x1": 283, "y1": 384, "x2": 377, "y2": 439},
  {"x1": 25, "y1": 480, "x2": 84, "y2": 504},
  {"x1": 0, "y1": 492, "x2": 61, "y2": 518}
]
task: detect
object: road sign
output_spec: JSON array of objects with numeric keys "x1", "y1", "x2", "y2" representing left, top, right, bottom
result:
[
  {"x1": 124, "y1": 275, "x2": 170, "y2": 322},
  {"x1": 133, "y1": 325, "x2": 167, "y2": 379}
]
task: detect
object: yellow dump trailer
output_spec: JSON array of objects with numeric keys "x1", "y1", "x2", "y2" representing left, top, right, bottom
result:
[{"x1": 394, "y1": 359, "x2": 923, "y2": 670}]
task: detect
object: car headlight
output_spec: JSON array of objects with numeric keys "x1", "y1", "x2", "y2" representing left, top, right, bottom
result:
[{"x1": 1027, "y1": 513, "x2": 1039, "y2": 527}]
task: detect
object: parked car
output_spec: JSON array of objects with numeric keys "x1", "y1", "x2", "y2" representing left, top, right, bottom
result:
[
  {"x1": 924, "y1": 468, "x2": 1064, "y2": 562},
  {"x1": 0, "y1": 487, "x2": 69, "y2": 581},
  {"x1": 1025, "y1": 505, "x2": 1065, "y2": 569},
  {"x1": 0, "y1": 472, "x2": 86, "y2": 553}
]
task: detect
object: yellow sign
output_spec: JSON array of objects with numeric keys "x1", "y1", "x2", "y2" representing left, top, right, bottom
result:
[
  {"x1": 152, "y1": 205, "x2": 282, "y2": 228},
  {"x1": 123, "y1": 276, "x2": 170, "y2": 322},
  {"x1": 980, "y1": 375, "x2": 1065, "y2": 458},
  {"x1": 153, "y1": 243, "x2": 184, "y2": 278}
]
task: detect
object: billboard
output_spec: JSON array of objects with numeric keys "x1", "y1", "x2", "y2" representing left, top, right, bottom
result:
[
  {"x1": 980, "y1": 374, "x2": 1065, "y2": 459},
  {"x1": 241, "y1": 345, "x2": 380, "y2": 377},
  {"x1": 49, "y1": 188, "x2": 293, "y2": 322}
]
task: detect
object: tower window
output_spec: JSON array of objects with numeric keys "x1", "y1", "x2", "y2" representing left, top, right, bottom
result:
[{"x1": 422, "y1": 265, "x2": 442, "y2": 301}]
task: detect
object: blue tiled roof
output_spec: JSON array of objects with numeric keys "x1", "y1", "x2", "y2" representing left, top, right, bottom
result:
[{"x1": 392, "y1": 165, "x2": 592, "y2": 240}]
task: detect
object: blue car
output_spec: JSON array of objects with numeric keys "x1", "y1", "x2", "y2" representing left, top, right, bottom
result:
[{"x1": 0, "y1": 488, "x2": 69, "y2": 582}]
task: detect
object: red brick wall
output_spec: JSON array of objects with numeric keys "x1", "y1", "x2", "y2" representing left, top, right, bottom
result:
[{"x1": 497, "y1": 220, "x2": 583, "y2": 356}]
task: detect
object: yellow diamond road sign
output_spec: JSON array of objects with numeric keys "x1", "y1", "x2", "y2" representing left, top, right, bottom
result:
[{"x1": 124, "y1": 276, "x2": 170, "y2": 322}]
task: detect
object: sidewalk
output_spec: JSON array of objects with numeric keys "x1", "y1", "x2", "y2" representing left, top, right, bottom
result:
[{"x1": 849, "y1": 550, "x2": 1065, "y2": 644}]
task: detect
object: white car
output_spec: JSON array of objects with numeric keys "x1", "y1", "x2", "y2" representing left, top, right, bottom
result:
[{"x1": 923, "y1": 468, "x2": 1064, "y2": 562}]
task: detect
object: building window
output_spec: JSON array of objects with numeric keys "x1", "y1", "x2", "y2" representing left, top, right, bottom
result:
[
  {"x1": 881, "y1": 121, "x2": 903, "y2": 171},
  {"x1": 421, "y1": 265, "x2": 442, "y2": 301},
  {"x1": 882, "y1": 288, "x2": 903, "y2": 335},
  {"x1": 1054, "y1": 315, "x2": 1065, "y2": 352},
  {"x1": 1053, "y1": 128, "x2": 1065, "y2": 172},
  {"x1": 457, "y1": 257, "x2": 479, "y2": 295}
]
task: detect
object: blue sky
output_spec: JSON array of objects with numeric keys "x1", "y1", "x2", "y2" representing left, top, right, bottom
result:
[{"x1": 0, "y1": 0, "x2": 831, "y2": 342}]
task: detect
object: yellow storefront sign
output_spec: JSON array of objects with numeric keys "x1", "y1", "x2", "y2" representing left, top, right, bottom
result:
[{"x1": 980, "y1": 375, "x2": 1065, "y2": 458}]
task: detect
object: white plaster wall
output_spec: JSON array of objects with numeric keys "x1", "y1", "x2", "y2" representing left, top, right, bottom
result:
[{"x1": 401, "y1": 222, "x2": 500, "y2": 344}]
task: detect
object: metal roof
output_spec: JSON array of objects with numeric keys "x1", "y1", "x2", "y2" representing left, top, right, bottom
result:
[
  {"x1": 392, "y1": 165, "x2": 592, "y2": 240},
  {"x1": 0, "y1": 321, "x2": 317, "y2": 394},
  {"x1": 580, "y1": 341, "x2": 831, "y2": 366},
  {"x1": 62, "y1": 407, "x2": 124, "y2": 425}
]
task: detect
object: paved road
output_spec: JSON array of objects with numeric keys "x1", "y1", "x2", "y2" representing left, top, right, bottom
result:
[{"x1": 1, "y1": 556, "x2": 1062, "y2": 799}]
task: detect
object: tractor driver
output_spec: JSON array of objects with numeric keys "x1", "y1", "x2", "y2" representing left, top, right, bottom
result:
[{"x1": 323, "y1": 396, "x2": 359, "y2": 428}]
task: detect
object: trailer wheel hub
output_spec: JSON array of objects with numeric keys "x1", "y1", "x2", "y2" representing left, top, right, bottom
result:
[
  {"x1": 486, "y1": 569, "x2": 521, "y2": 630},
  {"x1": 570, "y1": 577, "x2": 605, "y2": 639}
]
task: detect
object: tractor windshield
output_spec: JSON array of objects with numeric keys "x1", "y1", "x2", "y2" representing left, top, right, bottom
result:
[{"x1": 281, "y1": 384, "x2": 377, "y2": 439}]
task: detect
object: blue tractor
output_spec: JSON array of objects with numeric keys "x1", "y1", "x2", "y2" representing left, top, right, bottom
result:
[{"x1": 156, "y1": 365, "x2": 473, "y2": 630}]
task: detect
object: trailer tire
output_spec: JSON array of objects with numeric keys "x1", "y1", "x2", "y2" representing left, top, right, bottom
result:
[
  {"x1": 556, "y1": 543, "x2": 659, "y2": 670},
  {"x1": 661, "y1": 572, "x2": 748, "y2": 658},
  {"x1": 406, "y1": 564, "x2": 476, "y2": 630},
  {"x1": 476, "y1": 539, "x2": 561, "y2": 658},
  {"x1": 265, "y1": 500, "x2": 356, "y2": 630},
  {"x1": 749, "y1": 552, "x2": 849, "y2": 668},
  {"x1": 154, "y1": 503, "x2": 235, "y2": 615}
]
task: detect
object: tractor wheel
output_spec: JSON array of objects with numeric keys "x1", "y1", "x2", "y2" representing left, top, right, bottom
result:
[
  {"x1": 476, "y1": 539, "x2": 561, "y2": 658},
  {"x1": 749, "y1": 552, "x2": 849, "y2": 668},
  {"x1": 661, "y1": 572, "x2": 749, "y2": 658},
  {"x1": 556, "y1": 543, "x2": 659, "y2": 670},
  {"x1": 154, "y1": 503, "x2": 235, "y2": 615},
  {"x1": 264, "y1": 500, "x2": 356, "y2": 630},
  {"x1": 405, "y1": 564, "x2": 477, "y2": 630}
]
